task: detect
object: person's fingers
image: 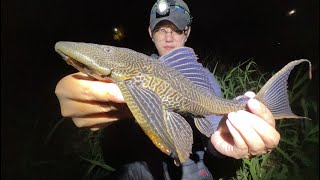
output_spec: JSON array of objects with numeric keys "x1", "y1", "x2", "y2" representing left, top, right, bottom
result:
[
  {"x1": 247, "y1": 99, "x2": 275, "y2": 127},
  {"x1": 58, "y1": 99, "x2": 127, "y2": 117},
  {"x1": 242, "y1": 92, "x2": 279, "y2": 151},
  {"x1": 55, "y1": 72, "x2": 124, "y2": 103},
  {"x1": 249, "y1": 114, "x2": 280, "y2": 149},
  {"x1": 225, "y1": 115, "x2": 247, "y2": 150},
  {"x1": 227, "y1": 111, "x2": 265, "y2": 156},
  {"x1": 210, "y1": 117, "x2": 249, "y2": 159},
  {"x1": 244, "y1": 91, "x2": 256, "y2": 98},
  {"x1": 225, "y1": 118, "x2": 249, "y2": 159}
]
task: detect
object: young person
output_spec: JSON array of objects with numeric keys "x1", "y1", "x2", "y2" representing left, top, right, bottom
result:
[{"x1": 55, "y1": 0, "x2": 280, "y2": 179}]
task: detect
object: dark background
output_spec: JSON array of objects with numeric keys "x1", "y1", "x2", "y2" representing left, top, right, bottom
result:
[{"x1": 1, "y1": 0, "x2": 319, "y2": 179}]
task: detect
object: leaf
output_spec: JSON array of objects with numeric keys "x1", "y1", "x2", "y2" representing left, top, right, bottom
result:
[{"x1": 79, "y1": 156, "x2": 115, "y2": 172}]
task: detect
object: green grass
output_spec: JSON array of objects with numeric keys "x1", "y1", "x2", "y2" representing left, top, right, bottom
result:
[{"x1": 76, "y1": 129, "x2": 114, "y2": 179}]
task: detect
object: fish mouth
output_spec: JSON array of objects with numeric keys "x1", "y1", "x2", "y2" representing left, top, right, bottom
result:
[
  {"x1": 56, "y1": 49, "x2": 113, "y2": 82},
  {"x1": 56, "y1": 49, "x2": 94, "y2": 75},
  {"x1": 66, "y1": 57, "x2": 95, "y2": 75}
]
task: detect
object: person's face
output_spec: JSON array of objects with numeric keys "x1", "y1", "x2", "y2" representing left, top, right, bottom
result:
[{"x1": 149, "y1": 21, "x2": 190, "y2": 56}]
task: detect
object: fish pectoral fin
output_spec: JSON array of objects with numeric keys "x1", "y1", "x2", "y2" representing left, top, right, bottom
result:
[
  {"x1": 165, "y1": 110, "x2": 193, "y2": 164},
  {"x1": 194, "y1": 116, "x2": 215, "y2": 137},
  {"x1": 117, "y1": 80, "x2": 175, "y2": 156}
]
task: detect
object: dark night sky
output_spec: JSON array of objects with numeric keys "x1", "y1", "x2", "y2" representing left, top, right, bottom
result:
[{"x1": 1, "y1": 0, "x2": 319, "y2": 179}]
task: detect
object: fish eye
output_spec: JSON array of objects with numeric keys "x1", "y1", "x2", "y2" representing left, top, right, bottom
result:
[{"x1": 103, "y1": 47, "x2": 111, "y2": 53}]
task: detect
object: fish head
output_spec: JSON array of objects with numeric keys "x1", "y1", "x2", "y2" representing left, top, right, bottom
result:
[{"x1": 55, "y1": 41, "x2": 140, "y2": 81}]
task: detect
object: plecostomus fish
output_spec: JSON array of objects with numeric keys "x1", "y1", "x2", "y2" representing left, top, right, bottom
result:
[{"x1": 55, "y1": 41, "x2": 312, "y2": 165}]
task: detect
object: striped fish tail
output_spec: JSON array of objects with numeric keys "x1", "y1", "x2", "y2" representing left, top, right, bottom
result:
[{"x1": 255, "y1": 59, "x2": 312, "y2": 120}]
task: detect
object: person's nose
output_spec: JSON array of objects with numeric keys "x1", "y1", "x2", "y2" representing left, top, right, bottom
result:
[{"x1": 164, "y1": 32, "x2": 174, "y2": 42}]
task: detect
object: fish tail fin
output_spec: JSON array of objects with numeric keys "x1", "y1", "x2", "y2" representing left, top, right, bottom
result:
[{"x1": 255, "y1": 59, "x2": 312, "y2": 120}]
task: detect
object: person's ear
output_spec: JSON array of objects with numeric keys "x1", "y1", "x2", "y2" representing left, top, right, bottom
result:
[
  {"x1": 185, "y1": 26, "x2": 191, "y2": 42},
  {"x1": 148, "y1": 27, "x2": 153, "y2": 39}
]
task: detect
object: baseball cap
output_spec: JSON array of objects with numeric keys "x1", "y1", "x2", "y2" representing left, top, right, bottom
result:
[{"x1": 149, "y1": 0, "x2": 192, "y2": 31}]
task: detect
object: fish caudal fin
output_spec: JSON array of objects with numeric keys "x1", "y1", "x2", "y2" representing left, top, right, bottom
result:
[{"x1": 255, "y1": 59, "x2": 312, "y2": 120}]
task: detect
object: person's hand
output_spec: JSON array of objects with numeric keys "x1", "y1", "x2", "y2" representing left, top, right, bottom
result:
[
  {"x1": 210, "y1": 91, "x2": 280, "y2": 159},
  {"x1": 55, "y1": 72, "x2": 133, "y2": 131}
]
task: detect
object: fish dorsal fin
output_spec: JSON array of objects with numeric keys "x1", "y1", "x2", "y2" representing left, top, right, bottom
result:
[{"x1": 159, "y1": 47, "x2": 217, "y2": 93}]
